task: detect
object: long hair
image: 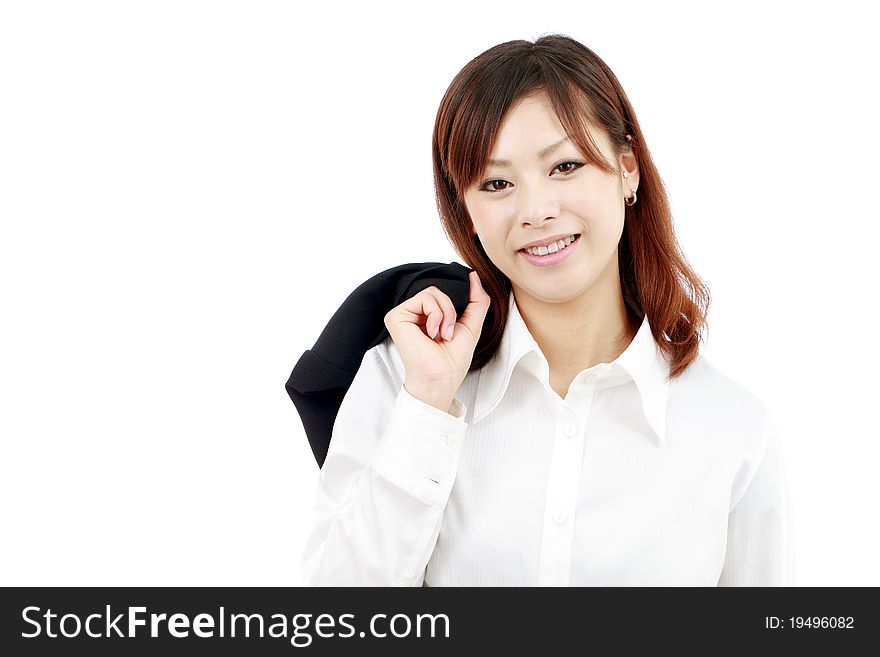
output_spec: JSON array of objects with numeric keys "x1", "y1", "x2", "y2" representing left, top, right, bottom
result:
[{"x1": 431, "y1": 33, "x2": 710, "y2": 381}]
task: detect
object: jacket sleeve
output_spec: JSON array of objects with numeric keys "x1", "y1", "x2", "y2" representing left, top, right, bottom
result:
[
  {"x1": 299, "y1": 339, "x2": 469, "y2": 586},
  {"x1": 718, "y1": 411, "x2": 796, "y2": 586}
]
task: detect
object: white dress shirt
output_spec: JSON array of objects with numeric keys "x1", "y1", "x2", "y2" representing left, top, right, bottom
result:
[{"x1": 300, "y1": 290, "x2": 795, "y2": 586}]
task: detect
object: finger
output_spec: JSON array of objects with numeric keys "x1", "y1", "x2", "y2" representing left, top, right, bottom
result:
[
  {"x1": 457, "y1": 271, "x2": 492, "y2": 337},
  {"x1": 397, "y1": 291, "x2": 443, "y2": 338},
  {"x1": 422, "y1": 297, "x2": 443, "y2": 339},
  {"x1": 422, "y1": 287, "x2": 457, "y2": 340}
]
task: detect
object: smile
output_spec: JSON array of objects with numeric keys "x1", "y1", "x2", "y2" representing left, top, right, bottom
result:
[{"x1": 517, "y1": 234, "x2": 581, "y2": 267}]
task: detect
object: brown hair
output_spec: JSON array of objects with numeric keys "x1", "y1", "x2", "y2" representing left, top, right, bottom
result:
[{"x1": 431, "y1": 33, "x2": 710, "y2": 381}]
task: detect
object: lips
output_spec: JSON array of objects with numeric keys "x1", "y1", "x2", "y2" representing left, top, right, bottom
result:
[
  {"x1": 517, "y1": 232, "x2": 582, "y2": 266},
  {"x1": 518, "y1": 233, "x2": 580, "y2": 253}
]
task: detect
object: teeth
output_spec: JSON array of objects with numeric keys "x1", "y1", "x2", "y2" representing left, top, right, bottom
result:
[{"x1": 525, "y1": 234, "x2": 576, "y2": 256}]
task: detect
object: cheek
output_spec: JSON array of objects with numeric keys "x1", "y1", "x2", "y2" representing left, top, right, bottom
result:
[
  {"x1": 567, "y1": 185, "x2": 624, "y2": 243},
  {"x1": 464, "y1": 198, "x2": 494, "y2": 238},
  {"x1": 467, "y1": 208, "x2": 508, "y2": 251}
]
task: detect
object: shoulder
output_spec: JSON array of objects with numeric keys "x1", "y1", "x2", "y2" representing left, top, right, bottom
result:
[
  {"x1": 678, "y1": 353, "x2": 769, "y2": 416},
  {"x1": 671, "y1": 352, "x2": 774, "y2": 454}
]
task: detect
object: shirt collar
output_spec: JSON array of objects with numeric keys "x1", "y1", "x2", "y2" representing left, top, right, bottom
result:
[{"x1": 473, "y1": 290, "x2": 671, "y2": 446}]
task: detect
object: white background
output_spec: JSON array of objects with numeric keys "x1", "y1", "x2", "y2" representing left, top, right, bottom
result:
[{"x1": 1, "y1": 0, "x2": 877, "y2": 586}]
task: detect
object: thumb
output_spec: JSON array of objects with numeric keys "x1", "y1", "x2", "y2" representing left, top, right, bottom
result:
[{"x1": 457, "y1": 270, "x2": 492, "y2": 338}]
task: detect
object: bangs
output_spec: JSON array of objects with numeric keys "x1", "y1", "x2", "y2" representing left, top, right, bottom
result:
[{"x1": 444, "y1": 80, "x2": 616, "y2": 195}]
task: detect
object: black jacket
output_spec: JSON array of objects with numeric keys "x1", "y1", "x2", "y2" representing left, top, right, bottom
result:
[{"x1": 285, "y1": 261, "x2": 474, "y2": 469}]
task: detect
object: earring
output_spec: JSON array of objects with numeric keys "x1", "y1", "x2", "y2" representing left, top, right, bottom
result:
[{"x1": 622, "y1": 170, "x2": 637, "y2": 206}]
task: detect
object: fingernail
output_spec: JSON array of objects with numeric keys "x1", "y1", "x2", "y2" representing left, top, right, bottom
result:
[{"x1": 444, "y1": 325, "x2": 453, "y2": 340}]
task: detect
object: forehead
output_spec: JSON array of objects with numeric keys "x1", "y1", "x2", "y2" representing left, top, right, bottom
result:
[{"x1": 490, "y1": 94, "x2": 609, "y2": 158}]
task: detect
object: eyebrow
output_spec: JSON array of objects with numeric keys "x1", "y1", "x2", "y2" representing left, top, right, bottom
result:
[{"x1": 487, "y1": 136, "x2": 570, "y2": 167}]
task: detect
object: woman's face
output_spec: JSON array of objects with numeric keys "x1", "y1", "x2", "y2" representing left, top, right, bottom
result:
[{"x1": 463, "y1": 92, "x2": 638, "y2": 306}]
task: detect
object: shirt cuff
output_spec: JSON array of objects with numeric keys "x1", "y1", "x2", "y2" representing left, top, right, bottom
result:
[{"x1": 372, "y1": 385, "x2": 469, "y2": 506}]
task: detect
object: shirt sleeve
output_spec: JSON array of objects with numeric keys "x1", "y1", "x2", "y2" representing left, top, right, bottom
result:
[
  {"x1": 718, "y1": 411, "x2": 796, "y2": 586},
  {"x1": 299, "y1": 341, "x2": 469, "y2": 586}
]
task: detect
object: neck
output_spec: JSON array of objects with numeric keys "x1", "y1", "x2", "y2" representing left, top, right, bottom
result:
[{"x1": 512, "y1": 274, "x2": 638, "y2": 375}]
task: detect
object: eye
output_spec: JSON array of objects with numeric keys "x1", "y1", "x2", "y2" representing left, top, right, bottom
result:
[
  {"x1": 480, "y1": 179, "x2": 512, "y2": 193},
  {"x1": 554, "y1": 160, "x2": 585, "y2": 175},
  {"x1": 478, "y1": 160, "x2": 586, "y2": 193}
]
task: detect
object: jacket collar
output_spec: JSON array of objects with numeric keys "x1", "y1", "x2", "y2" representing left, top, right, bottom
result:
[{"x1": 472, "y1": 290, "x2": 671, "y2": 446}]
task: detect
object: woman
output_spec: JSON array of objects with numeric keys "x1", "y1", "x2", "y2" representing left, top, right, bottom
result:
[{"x1": 299, "y1": 34, "x2": 794, "y2": 586}]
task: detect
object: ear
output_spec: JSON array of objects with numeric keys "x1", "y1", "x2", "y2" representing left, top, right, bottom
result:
[{"x1": 620, "y1": 134, "x2": 640, "y2": 192}]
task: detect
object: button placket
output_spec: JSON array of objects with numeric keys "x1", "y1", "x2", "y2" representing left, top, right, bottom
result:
[
  {"x1": 537, "y1": 402, "x2": 590, "y2": 586},
  {"x1": 555, "y1": 417, "x2": 577, "y2": 525}
]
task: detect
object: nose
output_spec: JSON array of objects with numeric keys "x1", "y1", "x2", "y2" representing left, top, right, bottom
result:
[{"x1": 518, "y1": 178, "x2": 561, "y2": 229}]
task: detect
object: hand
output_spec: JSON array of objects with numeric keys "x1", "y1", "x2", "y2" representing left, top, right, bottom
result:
[{"x1": 383, "y1": 271, "x2": 491, "y2": 410}]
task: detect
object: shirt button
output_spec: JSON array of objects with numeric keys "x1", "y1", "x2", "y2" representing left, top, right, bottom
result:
[
  {"x1": 441, "y1": 432, "x2": 458, "y2": 447},
  {"x1": 563, "y1": 422, "x2": 577, "y2": 437},
  {"x1": 553, "y1": 511, "x2": 568, "y2": 524}
]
